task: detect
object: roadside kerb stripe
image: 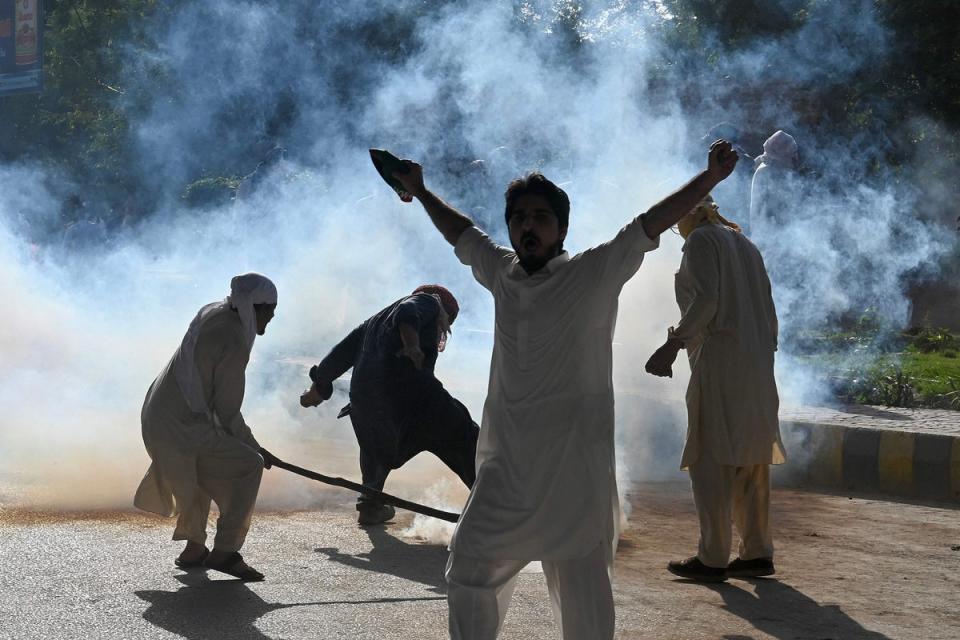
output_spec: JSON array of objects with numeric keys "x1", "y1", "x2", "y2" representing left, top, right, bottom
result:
[
  {"x1": 777, "y1": 419, "x2": 959, "y2": 502},
  {"x1": 913, "y1": 434, "x2": 953, "y2": 501},
  {"x1": 842, "y1": 428, "x2": 880, "y2": 493},
  {"x1": 952, "y1": 438, "x2": 960, "y2": 501},
  {"x1": 878, "y1": 431, "x2": 914, "y2": 495}
]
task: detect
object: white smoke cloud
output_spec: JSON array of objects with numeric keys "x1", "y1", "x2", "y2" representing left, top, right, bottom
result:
[{"x1": 0, "y1": 0, "x2": 953, "y2": 514}]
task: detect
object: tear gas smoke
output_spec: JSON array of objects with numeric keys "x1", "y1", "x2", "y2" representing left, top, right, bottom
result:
[{"x1": 0, "y1": 1, "x2": 952, "y2": 514}]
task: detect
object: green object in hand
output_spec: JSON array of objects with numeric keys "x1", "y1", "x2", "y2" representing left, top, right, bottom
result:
[{"x1": 369, "y1": 148, "x2": 413, "y2": 202}]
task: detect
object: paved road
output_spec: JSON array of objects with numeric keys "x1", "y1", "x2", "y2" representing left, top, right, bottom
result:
[{"x1": 1, "y1": 483, "x2": 957, "y2": 640}]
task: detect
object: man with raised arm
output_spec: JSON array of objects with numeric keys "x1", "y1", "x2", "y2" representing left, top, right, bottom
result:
[{"x1": 391, "y1": 141, "x2": 738, "y2": 640}]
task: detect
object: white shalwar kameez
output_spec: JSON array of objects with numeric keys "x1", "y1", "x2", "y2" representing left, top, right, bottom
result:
[
  {"x1": 447, "y1": 218, "x2": 658, "y2": 640},
  {"x1": 671, "y1": 223, "x2": 785, "y2": 568},
  {"x1": 134, "y1": 274, "x2": 276, "y2": 553}
]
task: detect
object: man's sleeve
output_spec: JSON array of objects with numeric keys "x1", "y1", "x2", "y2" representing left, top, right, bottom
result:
[
  {"x1": 454, "y1": 226, "x2": 513, "y2": 292},
  {"x1": 392, "y1": 294, "x2": 440, "y2": 330},
  {"x1": 211, "y1": 337, "x2": 260, "y2": 450},
  {"x1": 310, "y1": 321, "x2": 367, "y2": 390},
  {"x1": 587, "y1": 213, "x2": 661, "y2": 289},
  {"x1": 671, "y1": 233, "x2": 720, "y2": 344}
]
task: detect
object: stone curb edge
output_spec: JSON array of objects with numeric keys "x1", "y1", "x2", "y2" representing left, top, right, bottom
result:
[{"x1": 774, "y1": 421, "x2": 960, "y2": 502}]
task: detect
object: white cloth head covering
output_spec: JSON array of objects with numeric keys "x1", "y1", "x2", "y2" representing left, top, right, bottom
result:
[
  {"x1": 227, "y1": 272, "x2": 279, "y2": 348},
  {"x1": 756, "y1": 130, "x2": 798, "y2": 169},
  {"x1": 173, "y1": 273, "x2": 277, "y2": 417}
]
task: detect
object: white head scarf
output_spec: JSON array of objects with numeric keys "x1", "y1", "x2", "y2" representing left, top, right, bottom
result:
[
  {"x1": 227, "y1": 272, "x2": 279, "y2": 348},
  {"x1": 173, "y1": 273, "x2": 277, "y2": 416},
  {"x1": 755, "y1": 130, "x2": 798, "y2": 169}
]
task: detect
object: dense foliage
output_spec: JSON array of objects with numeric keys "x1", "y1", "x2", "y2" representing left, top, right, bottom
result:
[
  {"x1": 1, "y1": 1, "x2": 957, "y2": 219},
  {"x1": 1, "y1": 0, "x2": 163, "y2": 201}
]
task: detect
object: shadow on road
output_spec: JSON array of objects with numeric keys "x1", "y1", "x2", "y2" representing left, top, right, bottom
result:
[
  {"x1": 136, "y1": 570, "x2": 444, "y2": 640},
  {"x1": 705, "y1": 578, "x2": 891, "y2": 640},
  {"x1": 315, "y1": 523, "x2": 449, "y2": 593},
  {"x1": 136, "y1": 573, "x2": 301, "y2": 640}
]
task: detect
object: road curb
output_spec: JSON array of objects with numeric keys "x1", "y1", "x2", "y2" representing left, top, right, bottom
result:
[{"x1": 776, "y1": 421, "x2": 960, "y2": 502}]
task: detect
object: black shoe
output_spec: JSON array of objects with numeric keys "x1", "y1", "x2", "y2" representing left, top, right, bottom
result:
[
  {"x1": 726, "y1": 557, "x2": 775, "y2": 578},
  {"x1": 667, "y1": 557, "x2": 728, "y2": 583},
  {"x1": 357, "y1": 502, "x2": 395, "y2": 526}
]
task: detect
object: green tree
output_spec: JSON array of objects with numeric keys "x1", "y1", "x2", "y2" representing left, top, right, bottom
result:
[{"x1": 0, "y1": 0, "x2": 164, "y2": 201}]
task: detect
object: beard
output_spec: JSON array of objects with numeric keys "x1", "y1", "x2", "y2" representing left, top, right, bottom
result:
[{"x1": 512, "y1": 232, "x2": 563, "y2": 274}]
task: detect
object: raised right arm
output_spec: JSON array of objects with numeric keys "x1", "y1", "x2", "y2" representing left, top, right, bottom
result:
[{"x1": 392, "y1": 160, "x2": 475, "y2": 246}]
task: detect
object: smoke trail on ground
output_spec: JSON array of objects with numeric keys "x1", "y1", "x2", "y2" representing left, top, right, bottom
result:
[{"x1": 0, "y1": 1, "x2": 953, "y2": 513}]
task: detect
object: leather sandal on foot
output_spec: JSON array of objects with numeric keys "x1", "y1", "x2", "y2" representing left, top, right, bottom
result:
[
  {"x1": 175, "y1": 547, "x2": 210, "y2": 569},
  {"x1": 204, "y1": 552, "x2": 265, "y2": 582}
]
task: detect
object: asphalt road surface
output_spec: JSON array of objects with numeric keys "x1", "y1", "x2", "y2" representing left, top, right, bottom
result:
[{"x1": 1, "y1": 484, "x2": 957, "y2": 639}]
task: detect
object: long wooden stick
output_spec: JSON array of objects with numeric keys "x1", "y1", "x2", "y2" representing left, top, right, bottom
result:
[{"x1": 270, "y1": 457, "x2": 460, "y2": 523}]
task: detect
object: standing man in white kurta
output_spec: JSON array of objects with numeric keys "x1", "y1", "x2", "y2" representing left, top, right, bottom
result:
[
  {"x1": 390, "y1": 142, "x2": 739, "y2": 639},
  {"x1": 135, "y1": 273, "x2": 280, "y2": 581},
  {"x1": 645, "y1": 197, "x2": 785, "y2": 583}
]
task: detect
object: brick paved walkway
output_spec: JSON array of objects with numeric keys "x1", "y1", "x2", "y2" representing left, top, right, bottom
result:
[{"x1": 781, "y1": 404, "x2": 960, "y2": 437}]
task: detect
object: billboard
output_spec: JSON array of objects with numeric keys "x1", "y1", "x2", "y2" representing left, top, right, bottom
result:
[{"x1": 0, "y1": 0, "x2": 43, "y2": 96}]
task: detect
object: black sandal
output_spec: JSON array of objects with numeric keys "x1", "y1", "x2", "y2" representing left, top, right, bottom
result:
[{"x1": 203, "y1": 552, "x2": 265, "y2": 582}]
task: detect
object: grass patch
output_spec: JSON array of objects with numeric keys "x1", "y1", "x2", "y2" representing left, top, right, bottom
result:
[
  {"x1": 795, "y1": 326, "x2": 960, "y2": 409},
  {"x1": 901, "y1": 351, "x2": 960, "y2": 408}
]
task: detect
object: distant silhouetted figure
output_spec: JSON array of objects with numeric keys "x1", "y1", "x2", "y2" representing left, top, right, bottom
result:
[
  {"x1": 749, "y1": 130, "x2": 800, "y2": 240},
  {"x1": 747, "y1": 130, "x2": 806, "y2": 340}
]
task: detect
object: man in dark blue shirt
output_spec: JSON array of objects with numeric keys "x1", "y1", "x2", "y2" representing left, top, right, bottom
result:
[{"x1": 300, "y1": 285, "x2": 479, "y2": 525}]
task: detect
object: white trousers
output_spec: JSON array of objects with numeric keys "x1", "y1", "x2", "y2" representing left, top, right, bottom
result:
[
  {"x1": 445, "y1": 542, "x2": 614, "y2": 640},
  {"x1": 173, "y1": 435, "x2": 263, "y2": 553},
  {"x1": 688, "y1": 452, "x2": 773, "y2": 568}
]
